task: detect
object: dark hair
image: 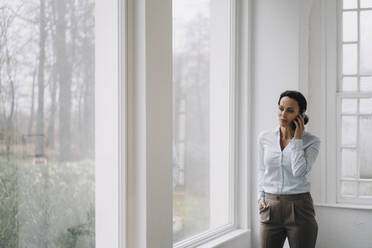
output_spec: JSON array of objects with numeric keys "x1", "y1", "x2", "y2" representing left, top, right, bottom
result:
[{"x1": 278, "y1": 90, "x2": 309, "y2": 125}]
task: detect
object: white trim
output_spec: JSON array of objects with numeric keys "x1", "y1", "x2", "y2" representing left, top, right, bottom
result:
[
  {"x1": 126, "y1": 0, "x2": 253, "y2": 247},
  {"x1": 198, "y1": 229, "x2": 250, "y2": 248},
  {"x1": 314, "y1": 202, "x2": 372, "y2": 210},
  {"x1": 236, "y1": 0, "x2": 252, "y2": 232},
  {"x1": 320, "y1": 0, "x2": 372, "y2": 207},
  {"x1": 337, "y1": 92, "x2": 372, "y2": 97},
  {"x1": 336, "y1": 0, "x2": 372, "y2": 205},
  {"x1": 174, "y1": 0, "x2": 253, "y2": 247},
  {"x1": 337, "y1": 95, "x2": 342, "y2": 201},
  {"x1": 95, "y1": 0, "x2": 121, "y2": 247},
  {"x1": 324, "y1": 0, "x2": 339, "y2": 204},
  {"x1": 119, "y1": 1, "x2": 127, "y2": 248},
  {"x1": 320, "y1": 0, "x2": 328, "y2": 204},
  {"x1": 174, "y1": 225, "x2": 236, "y2": 248},
  {"x1": 209, "y1": 0, "x2": 236, "y2": 231},
  {"x1": 126, "y1": 0, "x2": 173, "y2": 247},
  {"x1": 230, "y1": 0, "x2": 238, "y2": 230},
  {"x1": 336, "y1": 0, "x2": 343, "y2": 205}
]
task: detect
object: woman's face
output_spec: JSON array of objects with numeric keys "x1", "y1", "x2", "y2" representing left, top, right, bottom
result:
[{"x1": 278, "y1": 96, "x2": 300, "y2": 127}]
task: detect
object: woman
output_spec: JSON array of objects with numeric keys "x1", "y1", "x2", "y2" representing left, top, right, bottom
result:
[{"x1": 257, "y1": 90, "x2": 321, "y2": 248}]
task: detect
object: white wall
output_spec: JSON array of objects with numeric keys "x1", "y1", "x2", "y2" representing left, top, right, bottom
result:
[
  {"x1": 251, "y1": 0, "x2": 300, "y2": 246},
  {"x1": 314, "y1": 207, "x2": 372, "y2": 248},
  {"x1": 251, "y1": 0, "x2": 372, "y2": 248}
]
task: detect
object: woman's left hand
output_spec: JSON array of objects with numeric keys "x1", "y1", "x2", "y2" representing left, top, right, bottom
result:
[{"x1": 293, "y1": 114, "x2": 304, "y2": 139}]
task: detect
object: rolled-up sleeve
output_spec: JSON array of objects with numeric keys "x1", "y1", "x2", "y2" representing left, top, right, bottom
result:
[
  {"x1": 289, "y1": 137, "x2": 321, "y2": 177},
  {"x1": 257, "y1": 133, "x2": 265, "y2": 201}
]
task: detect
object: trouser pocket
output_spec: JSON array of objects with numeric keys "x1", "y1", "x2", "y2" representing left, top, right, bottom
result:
[
  {"x1": 259, "y1": 198, "x2": 296, "y2": 225},
  {"x1": 259, "y1": 204, "x2": 271, "y2": 223}
]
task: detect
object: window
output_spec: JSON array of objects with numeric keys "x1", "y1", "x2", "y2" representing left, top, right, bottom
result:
[
  {"x1": 125, "y1": 0, "x2": 250, "y2": 246},
  {"x1": 0, "y1": 0, "x2": 124, "y2": 247},
  {"x1": 338, "y1": 0, "x2": 372, "y2": 204},
  {"x1": 172, "y1": 0, "x2": 237, "y2": 246},
  {"x1": 0, "y1": 0, "x2": 96, "y2": 246}
]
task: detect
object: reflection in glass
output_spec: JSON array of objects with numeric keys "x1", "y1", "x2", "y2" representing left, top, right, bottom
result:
[
  {"x1": 341, "y1": 181, "x2": 357, "y2": 196},
  {"x1": 341, "y1": 149, "x2": 357, "y2": 178},
  {"x1": 342, "y1": 77, "x2": 358, "y2": 91},
  {"x1": 342, "y1": 98, "x2": 358, "y2": 113},
  {"x1": 343, "y1": 44, "x2": 358, "y2": 75},
  {"x1": 359, "y1": 116, "x2": 372, "y2": 179},
  {"x1": 343, "y1": 11, "x2": 358, "y2": 42},
  {"x1": 342, "y1": 116, "x2": 357, "y2": 145},
  {"x1": 360, "y1": 11, "x2": 372, "y2": 75}
]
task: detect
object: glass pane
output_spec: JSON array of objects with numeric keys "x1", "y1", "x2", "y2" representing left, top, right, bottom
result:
[
  {"x1": 341, "y1": 149, "x2": 358, "y2": 177},
  {"x1": 359, "y1": 182, "x2": 372, "y2": 197},
  {"x1": 359, "y1": 116, "x2": 372, "y2": 179},
  {"x1": 360, "y1": 76, "x2": 372, "y2": 91},
  {"x1": 361, "y1": 0, "x2": 372, "y2": 8},
  {"x1": 360, "y1": 98, "x2": 372, "y2": 113},
  {"x1": 343, "y1": 44, "x2": 358, "y2": 75},
  {"x1": 173, "y1": 0, "x2": 231, "y2": 243},
  {"x1": 342, "y1": 98, "x2": 358, "y2": 113},
  {"x1": 342, "y1": 116, "x2": 357, "y2": 145},
  {"x1": 0, "y1": 0, "x2": 95, "y2": 246},
  {"x1": 360, "y1": 11, "x2": 372, "y2": 75},
  {"x1": 343, "y1": 0, "x2": 358, "y2": 9},
  {"x1": 343, "y1": 12, "x2": 358, "y2": 42},
  {"x1": 341, "y1": 181, "x2": 357, "y2": 196},
  {"x1": 342, "y1": 77, "x2": 358, "y2": 91}
]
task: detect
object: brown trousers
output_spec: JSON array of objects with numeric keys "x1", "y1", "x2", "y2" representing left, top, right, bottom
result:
[{"x1": 259, "y1": 192, "x2": 318, "y2": 248}]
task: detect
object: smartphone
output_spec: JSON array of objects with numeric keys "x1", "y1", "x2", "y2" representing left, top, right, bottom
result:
[{"x1": 290, "y1": 113, "x2": 305, "y2": 131}]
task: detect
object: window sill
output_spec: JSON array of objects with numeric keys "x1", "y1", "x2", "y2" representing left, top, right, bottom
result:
[
  {"x1": 314, "y1": 202, "x2": 372, "y2": 210},
  {"x1": 197, "y1": 229, "x2": 250, "y2": 248}
]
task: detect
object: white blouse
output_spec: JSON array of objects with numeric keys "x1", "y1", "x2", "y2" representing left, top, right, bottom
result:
[{"x1": 257, "y1": 125, "x2": 321, "y2": 201}]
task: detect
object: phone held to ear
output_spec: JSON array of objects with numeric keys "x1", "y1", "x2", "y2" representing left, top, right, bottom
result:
[{"x1": 290, "y1": 113, "x2": 305, "y2": 131}]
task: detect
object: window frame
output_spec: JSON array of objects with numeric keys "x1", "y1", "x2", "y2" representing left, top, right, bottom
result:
[
  {"x1": 173, "y1": 0, "x2": 238, "y2": 246},
  {"x1": 336, "y1": 0, "x2": 372, "y2": 205},
  {"x1": 95, "y1": 0, "x2": 127, "y2": 247},
  {"x1": 125, "y1": 0, "x2": 254, "y2": 247},
  {"x1": 318, "y1": 0, "x2": 372, "y2": 208}
]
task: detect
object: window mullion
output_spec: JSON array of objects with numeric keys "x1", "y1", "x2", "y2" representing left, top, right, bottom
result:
[{"x1": 356, "y1": 0, "x2": 361, "y2": 200}]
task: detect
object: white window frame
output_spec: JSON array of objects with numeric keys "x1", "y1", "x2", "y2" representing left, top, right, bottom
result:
[
  {"x1": 95, "y1": 0, "x2": 127, "y2": 247},
  {"x1": 126, "y1": 0, "x2": 254, "y2": 248},
  {"x1": 94, "y1": 0, "x2": 127, "y2": 247},
  {"x1": 173, "y1": 0, "x2": 239, "y2": 247},
  {"x1": 336, "y1": 0, "x2": 372, "y2": 205},
  {"x1": 317, "y1": 0, "x2": 372, "y2": 209}
]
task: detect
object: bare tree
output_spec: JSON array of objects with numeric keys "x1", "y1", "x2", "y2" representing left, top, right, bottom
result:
[
  {"x1": 0, "y1": 6, "x2": 17, "y2": 160},
  {"x1": 56, "y1": 0, "x2": 72, "y2": 162},
  {"x1": 28, "y1": 65, "x2": 37, "y2": 135},
  {"x1": 36, "y1": 0, "x2": 46, "y2": 157},
  {"x1": 80, "y1": 0, "x2": 95, "y2": 159},
  {"x1": 46, "y1": 0, "x2": 57, "y2": 149},
  {"x1": 4, "y1": 45, "x2": 15, "y2": 160}
]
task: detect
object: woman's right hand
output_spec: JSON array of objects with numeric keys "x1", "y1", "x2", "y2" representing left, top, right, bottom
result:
[{"x1": 258, "y1": 198, "x2": 267, "y2": 209}]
